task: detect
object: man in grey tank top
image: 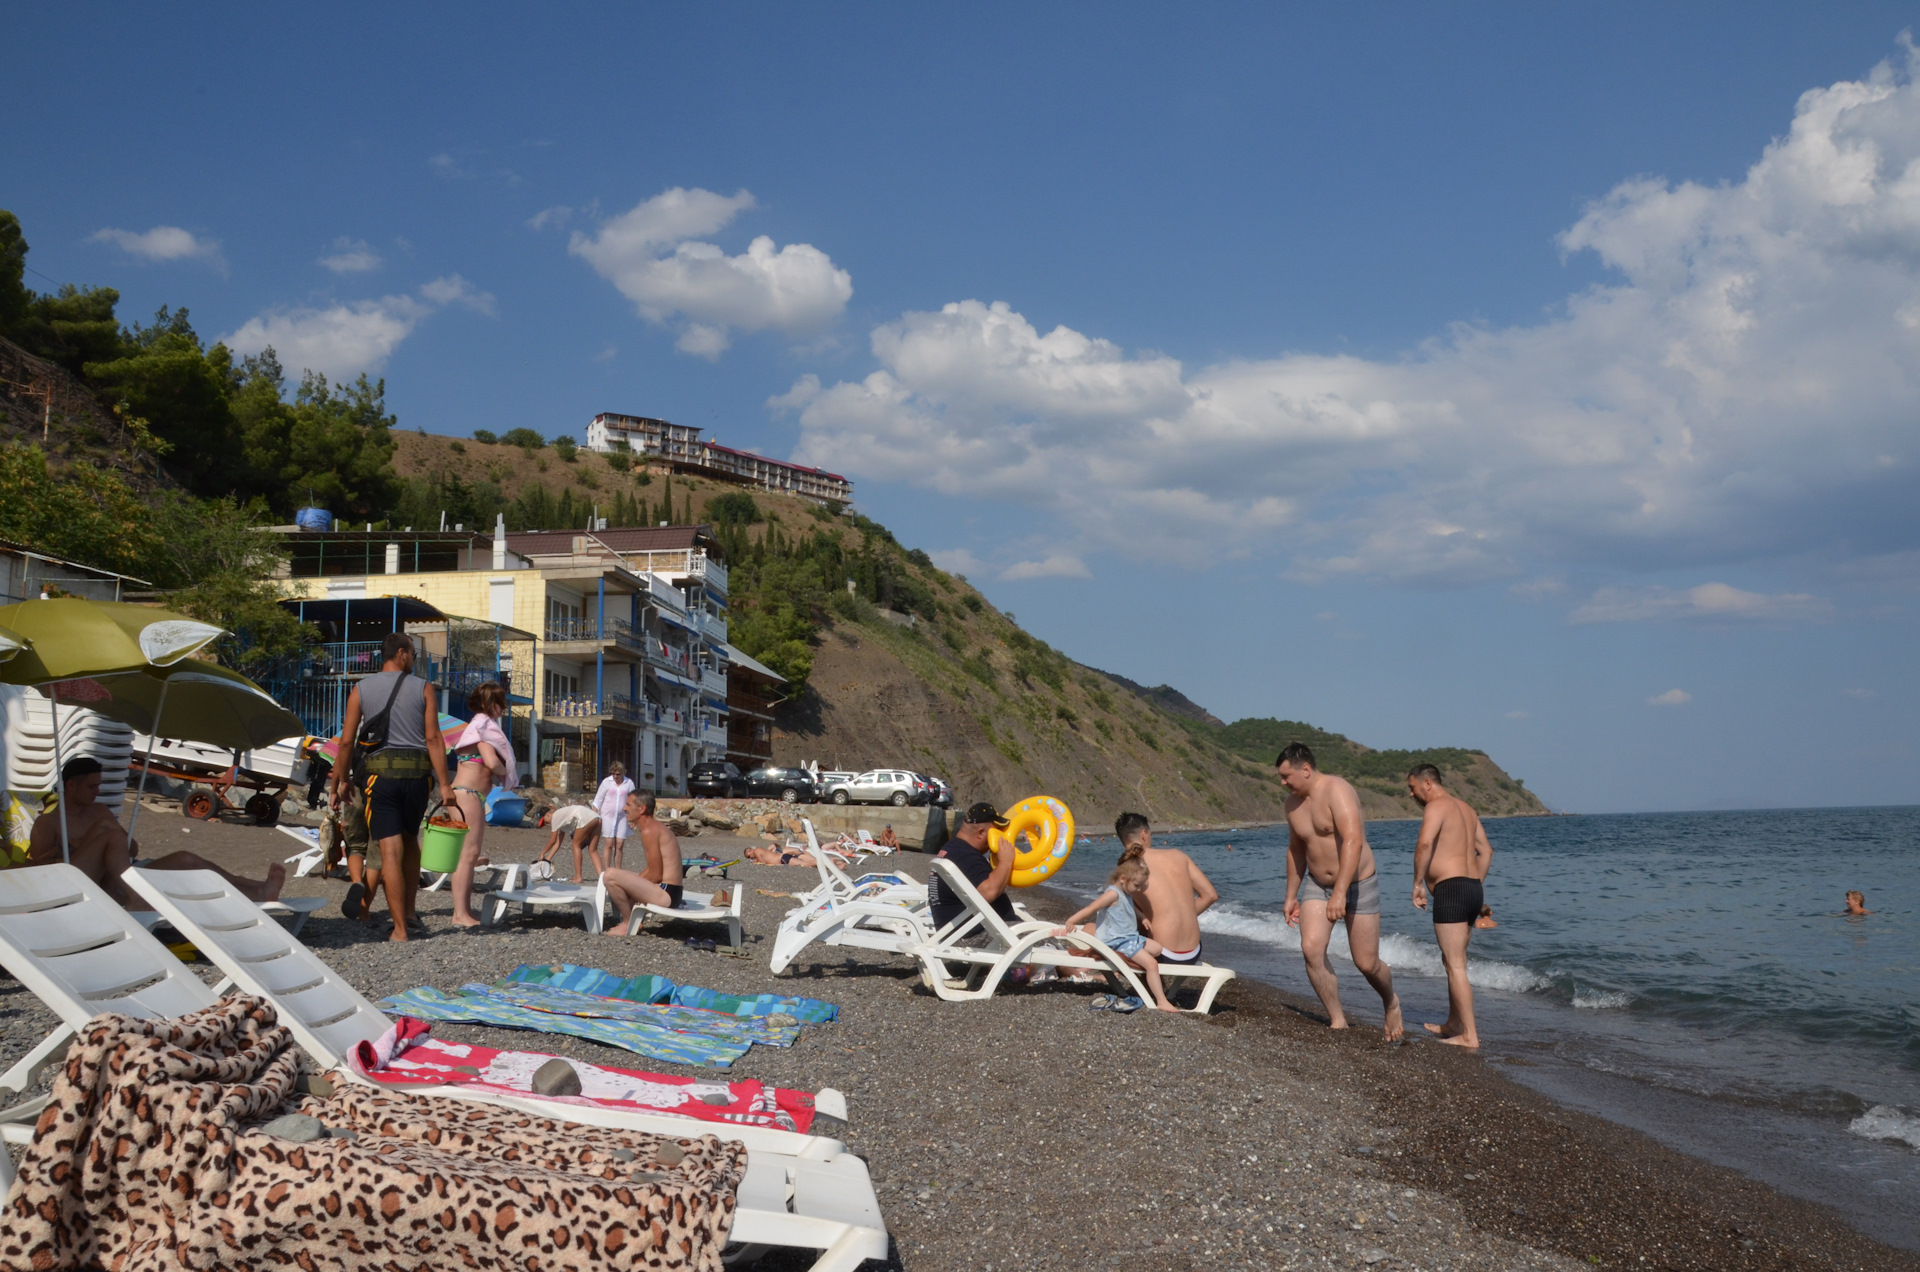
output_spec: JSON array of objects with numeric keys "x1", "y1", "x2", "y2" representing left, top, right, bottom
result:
[{"x1": 328, "y1": 632, "x2": 452, "y2": 941}]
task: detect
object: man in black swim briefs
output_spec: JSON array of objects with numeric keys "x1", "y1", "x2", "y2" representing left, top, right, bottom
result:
[
  {"x1": 1408, "y1": 763, "x2": 1495, "y2": 1049},
  {"x1": 601, "y1": 789, "x2": 687, "y2": 935}
]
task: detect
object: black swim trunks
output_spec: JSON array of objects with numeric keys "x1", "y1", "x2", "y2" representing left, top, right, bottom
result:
[
  {"x1": 366, "y1": 771, "x2": 431, "y2": 842},
  {"x1": 662, "y1": 884, "x2": 684, "y2": 909},
  {"x1": 1429, "y1": 876, "x2": 1484, "y2": 926}
]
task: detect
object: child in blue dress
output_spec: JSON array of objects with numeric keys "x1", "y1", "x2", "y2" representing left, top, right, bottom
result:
[{"x1": 1053, "y1": 855, "x2": 1178, "y2": 1011}]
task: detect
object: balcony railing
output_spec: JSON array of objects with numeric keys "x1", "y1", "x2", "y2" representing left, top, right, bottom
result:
[
  {"x1": 646, "y1": 638, "x2": 695, "y2": 678},
  {"x1": 545, "y1": 615, "x2": 645, "y2": 654},
  {"x1": 543, "y1": 692, "x2": 647, "y2": 725}
]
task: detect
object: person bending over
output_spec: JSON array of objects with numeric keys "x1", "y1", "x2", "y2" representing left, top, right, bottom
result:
[
  {"x1": 601, "y1": 790, "x2": 686, "y2": 936},
  {"x1": 1408, "y1": 763, "x2": 1494, "y2": 1048},
  {"x1": 1113, "y1": 813, "x2": 1218, "y2": 977},
  {"x1": 1277, "y1": 742, "x2": 1403, "y2": 1041},
  {"x1": 536, "y1": 803, "x2": 601, "y2": 880},
  {"x1": 30, "y1": 757, "x2": 285, "y2": 906},
  {"x1": 1054, "y1": 852, "x2": 1179, "y2": 1011}
]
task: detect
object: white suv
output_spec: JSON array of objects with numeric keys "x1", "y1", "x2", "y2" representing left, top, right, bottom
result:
[{"x1": 827, "y1": 769, "x2": 927, "y2": 807}]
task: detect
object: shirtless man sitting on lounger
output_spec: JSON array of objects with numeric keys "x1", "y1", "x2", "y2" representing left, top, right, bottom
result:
[
  {"x1": 601, "y1": 789, "x2": 686, "y2": 935},
  {"x1": 1113, "y1": 812, "x2": 1218, "y2": 974},
  {"x1": 29, "y1": 756, "x2": 285, "y2": 908},
  {"x1": 1278, "y1": 742, "x2": 1402, "y2": 1040}
]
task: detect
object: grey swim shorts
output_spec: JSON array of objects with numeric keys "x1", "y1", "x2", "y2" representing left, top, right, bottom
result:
[{"x1": 1298, "y1": 872, "x2": 1381, "y2": 916}]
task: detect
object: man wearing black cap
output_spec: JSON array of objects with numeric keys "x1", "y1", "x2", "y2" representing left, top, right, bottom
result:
[{"x1": 927, "y1": 801, "x2": 1016, "y2": 931}]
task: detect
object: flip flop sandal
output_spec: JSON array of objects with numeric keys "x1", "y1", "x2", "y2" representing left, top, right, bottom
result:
[
  {"x1": 341, "y1": 883, "x2": 367, "y2": 922},
  {"x1": 1088, "y1": 993, "x2": 1116, "y2": 1013},
  {"x1": 1111, "y1": 996, "x2": 1145, "y2": 1014}
]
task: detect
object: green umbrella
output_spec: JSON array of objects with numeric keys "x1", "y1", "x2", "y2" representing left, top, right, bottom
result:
[
  {"x1": 63, "y1": 663, "x2": 309, "y2": 841},
  {"x1": 0, "y1": 600, "x2": 225, "y2": 862}
]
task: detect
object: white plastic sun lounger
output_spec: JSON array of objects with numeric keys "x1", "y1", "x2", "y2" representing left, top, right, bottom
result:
[
  {"x1": 479, "y1": 877, "x2": 605, "y2": 930},
  {"x1": 114, "y1": 866, "x2": 887, "y2": 1270},
  {"x1": 912, "y1": 858, "x2": 1236, "y2": 1014},
  {"x1": 277, "y1": 823, "x2": 327, "y2": 877},
  {"x1": 0, "y1": 865, "x2": 222, "y2": 1194},
  {"x1": 593, "y1": 874, "x2": 745, "y2": 948},
  {"x1": 769, "y1": 824, "x2": 934, "y2": 974}
]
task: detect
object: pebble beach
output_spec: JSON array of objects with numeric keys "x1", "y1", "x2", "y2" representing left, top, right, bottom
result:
[{"x1": 3, "y1": 806, "x2": 1916, "y2": 1272}]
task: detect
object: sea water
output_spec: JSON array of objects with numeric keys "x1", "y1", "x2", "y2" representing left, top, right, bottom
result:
[{"x1": 1049, "y1": 806, "x2": 1920, "y2": 1249}]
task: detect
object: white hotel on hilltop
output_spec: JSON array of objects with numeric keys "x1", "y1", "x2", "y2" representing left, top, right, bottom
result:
[{"x1": 584, "y1": 412, "x2": 853, "y2": 504}]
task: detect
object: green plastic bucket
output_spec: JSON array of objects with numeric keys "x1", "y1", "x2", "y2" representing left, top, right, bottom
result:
[{"x1": 420, "y1": 806, "x2": 469, "y2": 873}]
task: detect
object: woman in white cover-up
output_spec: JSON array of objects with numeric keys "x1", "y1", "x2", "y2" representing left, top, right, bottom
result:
[{"x1": 592, "y1": 760, "x2": 636, "y2": 871}]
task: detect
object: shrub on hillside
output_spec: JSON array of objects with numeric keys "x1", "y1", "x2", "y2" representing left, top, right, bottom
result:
[
  {"x1": 551, "y1": 436, "x2": 577, "y2": 462},
  {"x1": 502, "y1": 427, "x2": 543, "y2": 449},
  {"x1": 472, "y1": 429, "x2": 497, "y2": 444}
]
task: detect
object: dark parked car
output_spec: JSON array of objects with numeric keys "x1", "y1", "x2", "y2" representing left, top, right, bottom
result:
[
  {"x1": 742, "y1": 766, "x2": 820, "y2": 803},
  {"x1": 687, "y1": 761, "x2": 746, "y2": 798}
]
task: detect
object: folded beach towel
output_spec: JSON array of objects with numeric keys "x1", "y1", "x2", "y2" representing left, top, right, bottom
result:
[
  {"x1": 379, "y1": 986, "x2": 759, "y2": 1068},
  {"x1": 507, "y1": 962, "x2": 676, "y2": 1003},
  {"x1": 504, "y1": 962, "x2": 839, "y2": 1023},
  {"x1": 1, "y1": 996, "x2": 742, "y2": 1272},
  {"x1": 668, "y1": 986, "x2": 839, "y2": 1024},
  {"x1": 469, "y1": 980, "x2": 803, "y2": 1047},
  {"x1": 352, "y1": 1016, "x2": 821, "y2": 1133}
]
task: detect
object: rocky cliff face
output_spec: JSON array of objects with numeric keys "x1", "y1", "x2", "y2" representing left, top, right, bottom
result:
[{"x1": 772, "y1": 616, "x2": 1548, "y2": 829}]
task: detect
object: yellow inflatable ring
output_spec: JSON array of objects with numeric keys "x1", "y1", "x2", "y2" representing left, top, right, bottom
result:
[{"x1": 990, "y1": 795, "x2": 1076, "y2": 887}]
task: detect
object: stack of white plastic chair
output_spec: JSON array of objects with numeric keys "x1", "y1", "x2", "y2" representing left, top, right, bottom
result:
[{"x1": 0, "y1": 684, "x2": 135, "y2": 810}]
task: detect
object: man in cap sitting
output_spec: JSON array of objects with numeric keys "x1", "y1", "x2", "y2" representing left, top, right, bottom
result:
[{"x1": 926, "y1": 801, "x2": 1016, "y2": 933}]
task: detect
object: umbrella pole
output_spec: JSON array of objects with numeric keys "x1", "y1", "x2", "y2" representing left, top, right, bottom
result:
[
  {"x1": 125, "y1": 675, "x2": 169, "y2": 843},
  {"x1": 50, "y1": 684, "x2": 70, "y2": 865}
]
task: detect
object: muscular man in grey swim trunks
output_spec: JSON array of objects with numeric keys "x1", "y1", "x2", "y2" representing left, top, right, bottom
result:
[{"x1": 1278, "y1": 742, "x2": 1402, "y2": 1041}]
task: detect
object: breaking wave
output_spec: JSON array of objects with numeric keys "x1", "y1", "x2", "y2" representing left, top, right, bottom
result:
[
  {"x1": 1573, "y1": 988, "x2": 1634, "y2": 1010},
  {"x1": 1850, "y1": 1105, "x2": 1920, "y2": 1151},
  {"x1": 1198, "y1": 902, "x2": 1549, "y2": 993}
]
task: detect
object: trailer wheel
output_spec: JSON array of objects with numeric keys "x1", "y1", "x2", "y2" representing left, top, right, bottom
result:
[
  {"x1": 245, "y1": 793, "x2": 281, "y2": 826},
  {"x1": 183, "y1": 788, "x2": 219, "y2": 821}
]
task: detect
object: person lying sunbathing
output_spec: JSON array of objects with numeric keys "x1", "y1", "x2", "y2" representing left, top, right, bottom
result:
[
  {"x1": 745, "y1": 843, "x2": 818, "y2": 867},
  {"x1": 29, "y1": 756, "x2": 285, "y2": 906}
]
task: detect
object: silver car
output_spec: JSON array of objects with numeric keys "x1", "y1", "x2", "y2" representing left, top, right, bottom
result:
[{"x1": 827, "y1": 769, "x2": 927, "y2": 807}]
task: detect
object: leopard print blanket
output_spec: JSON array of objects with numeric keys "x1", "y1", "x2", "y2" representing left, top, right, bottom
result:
[{"x1": 1, "y1": 996, "x2": 745, "y2": 1271}]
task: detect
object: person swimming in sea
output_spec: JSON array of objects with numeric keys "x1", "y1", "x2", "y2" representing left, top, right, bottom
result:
[
  {"x1": 1475, "y1": 904, "x2": 1498, "y2": 929},
  {"x1": 1844, "y1": 890, "x2": 1872, "y2": 916}
]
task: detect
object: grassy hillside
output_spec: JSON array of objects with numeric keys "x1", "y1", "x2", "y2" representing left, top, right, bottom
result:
[{"x1": 393, "y1": 431, "x2": 1549, "y2": 826}]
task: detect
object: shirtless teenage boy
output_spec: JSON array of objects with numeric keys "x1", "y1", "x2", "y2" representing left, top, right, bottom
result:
[
  {"x1": 601, "y1": 790, "x2": 687, "y2": 936},
  {"x1": 1408, "y1": 763, "x2": 1493, "y2": 1048},
  {"x1": 28, "y1": 757, "x2": 285, "y2": 906},
  {"x1": 1113, "y1": 812, "x2": 1219, "y2": 976},
  {"x1": 1278, "y1": 742, "x2": 1403, "y2": 1040}
]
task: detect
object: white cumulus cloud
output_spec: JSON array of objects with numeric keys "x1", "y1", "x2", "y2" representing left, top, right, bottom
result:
[
  {"x1": 1000, "y1": 554, "x2": 1092, "y2": 581},
  {"x1": 318, "y1": 238, "x2": 382, "y2": 273},
  {"x1": 569, "y1": 187, "x2": 852, "y2": 359},
  {"x1": 784, "y1": 43, "x2": 1920, "y2": 586},
  {"x1": 221, "y1": 275, "x2": 496, "y2": 383},
  {"x1": 1570, "y1": 582, "x2": 1831, "y2": 623},
  {"x1": 90, "y1": 225, "x2": 223, "y2": 269},
  {"x1": 1647, "y1": 689, "x2": 1693, "y2": 707}
]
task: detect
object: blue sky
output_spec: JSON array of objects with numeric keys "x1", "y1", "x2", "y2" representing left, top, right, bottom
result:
[{"x1": 8, "y1": 5, "x2": 1920, "y2": 813}]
